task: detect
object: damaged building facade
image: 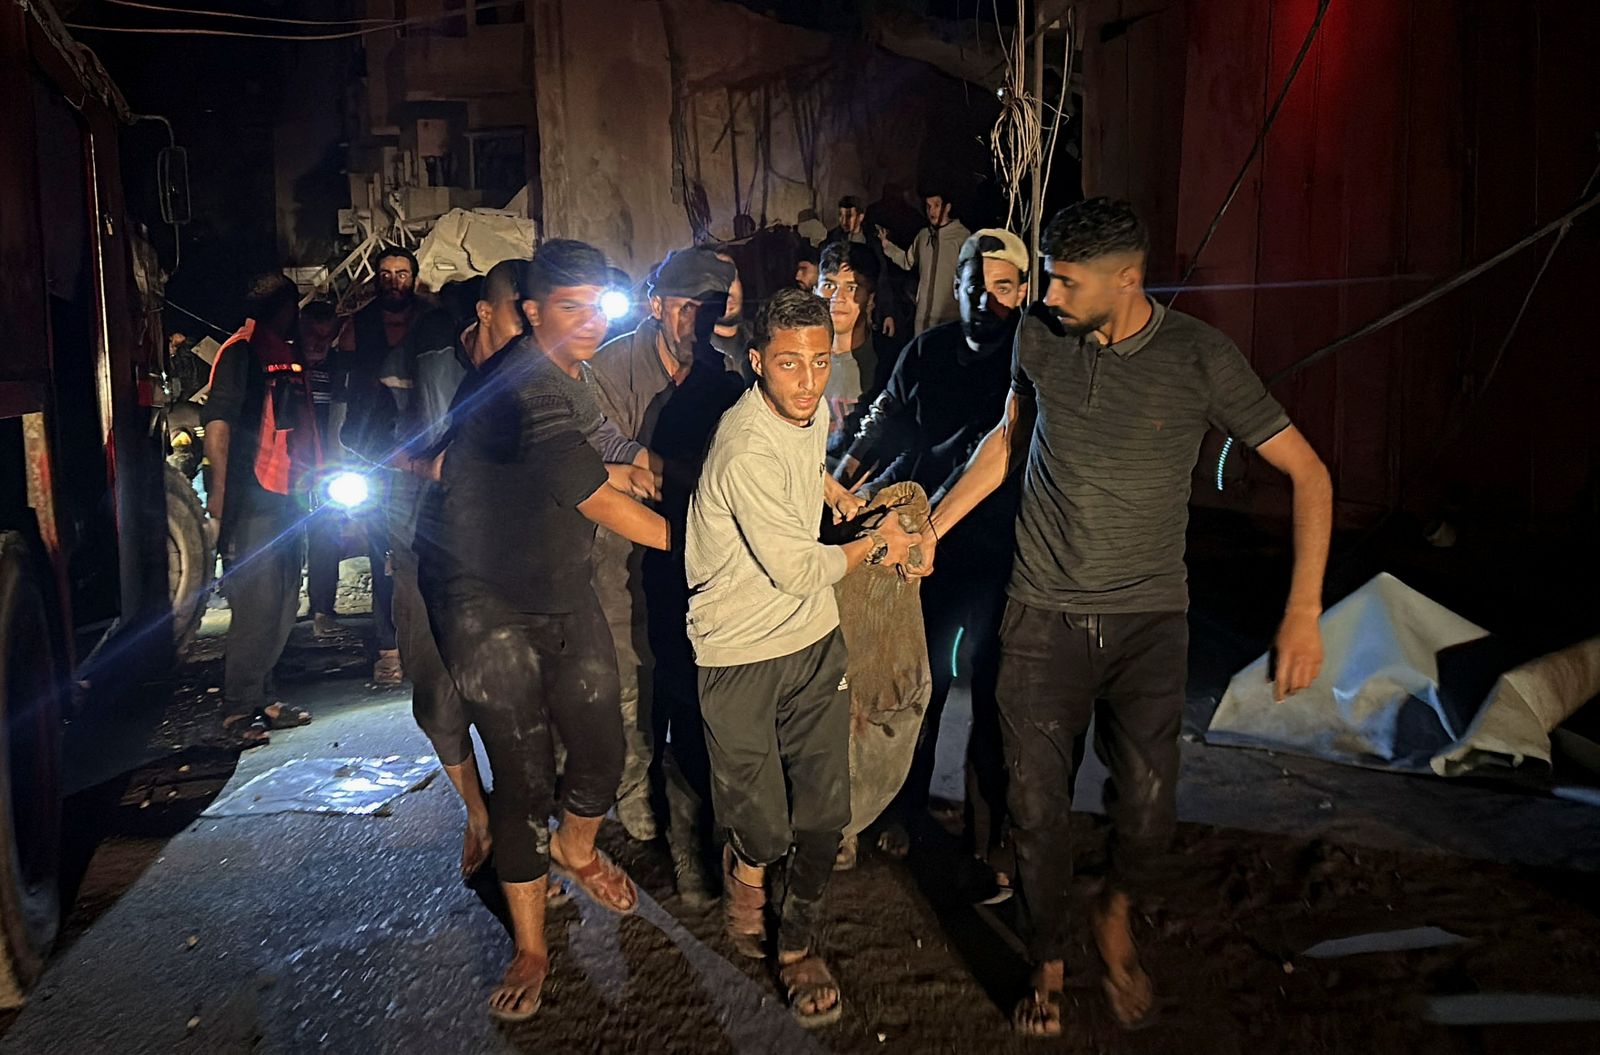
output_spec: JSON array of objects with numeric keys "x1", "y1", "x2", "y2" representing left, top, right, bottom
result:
[{"x1": 274, "y1": 0, "x2": 1002, "y2": 289}]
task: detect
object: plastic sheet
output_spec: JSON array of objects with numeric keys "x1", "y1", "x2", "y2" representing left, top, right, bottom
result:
[
  {"x1": 1207, "y1": 573, "x2": 1493, "y2": 770},
  {"x1": 202, "y1": 756, "x2": 438, "y2": 818},
  {"x1": 1431, "y1": 635, "x2": 1600, "y2": 776}
]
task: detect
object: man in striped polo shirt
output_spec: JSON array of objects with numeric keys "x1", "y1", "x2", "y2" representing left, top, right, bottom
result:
[{"x1": 928, "y1": 198, "x2": 1333, "y2": 1036}]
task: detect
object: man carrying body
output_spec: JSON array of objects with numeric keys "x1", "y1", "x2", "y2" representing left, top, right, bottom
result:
[
  {"x1": 338, "y1": 246, "x2": 425, "y2": 684},
  {"x1": 927, "y1": 198, "x2": 1332, "y2": 1034},
  {"x1": 816, "y1": 240, "x2": 897, "y2": 461},
  {"x1": 421, "y1": 241, "x2": 671, "y2": 1022},
  {"x1": 837, "y1": 228, "x2": 1031, "y2": 900},
  {"x1": 877, "y1": 188, "x2": 971, "y2": 336},
  {"x1": 379, "y1": 260, "x2": 526, "y2": 879},
  {"x1": 203, "y1": 273, "x2": 317, "y2": 744},
  {"x1": 590, "y1": 248, "x2": 747, "y2": 877},
  {"x1": 686, "y1": 288, "x2": 922, "y2": 1027}
]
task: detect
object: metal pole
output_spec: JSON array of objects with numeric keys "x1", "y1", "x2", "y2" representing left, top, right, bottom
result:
[{"x1": 1028, "y1": 0, "x2": 1045, "y2": 268}]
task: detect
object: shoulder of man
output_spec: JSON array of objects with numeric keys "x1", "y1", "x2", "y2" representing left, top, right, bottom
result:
[{"x1": 1156, "y1": 306, "x2": 1242, "y2": 367}]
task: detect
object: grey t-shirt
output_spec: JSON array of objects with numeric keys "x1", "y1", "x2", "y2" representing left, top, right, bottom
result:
[{"x1": 1009, "y1": 299, "x2": 1290, "y2": 613}]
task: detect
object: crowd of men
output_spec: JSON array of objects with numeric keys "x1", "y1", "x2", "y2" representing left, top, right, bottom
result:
[{"x1": 199, "y1": 194, "x2": 1332, "y2": 1035}]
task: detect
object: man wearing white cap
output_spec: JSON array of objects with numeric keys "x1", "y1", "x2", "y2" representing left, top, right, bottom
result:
[{"x1": 837, "y1": 228, "x2": 1031, "y2": 902}]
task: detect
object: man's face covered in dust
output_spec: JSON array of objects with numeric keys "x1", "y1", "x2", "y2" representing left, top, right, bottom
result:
[
  {"x1": 652, "y1": 295, "x2": 702, "y2": 368},
  {"x1": 376, "y1": 254, "x2": 416, "y2": 309}
]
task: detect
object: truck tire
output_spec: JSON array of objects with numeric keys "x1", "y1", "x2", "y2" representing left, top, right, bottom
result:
[
  {"x1": 165, "y1": 463, "x2": 214, "y2": 661},
  {"x1": 0, "y1": 532, "x2": 63, "y2": 1008}
]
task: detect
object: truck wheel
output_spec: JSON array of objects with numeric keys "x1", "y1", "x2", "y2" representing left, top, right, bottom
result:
[
  {"x1": 165, "y1": 464, "x2": 215, "y2": 661},
  {"x1": 0, "y1": 532, "x2": 63, "y2": 1008}
]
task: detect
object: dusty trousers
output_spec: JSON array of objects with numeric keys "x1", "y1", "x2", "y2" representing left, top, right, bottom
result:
[
  {"x1": 432, "y1": 586, "x2": 623, "y2": 883},
  {"x1": 698, "y1": 629, "x2": 851, "y2": 953},
  {"x1": 995, "y1": 603, "x2": 1187, "y2": 963},
  {"x1": 391, "y1": 544, "x2": 469, "y2": 766},
  {"x1": 220, "y1": 508, "x2": 303, "y2": 713}
]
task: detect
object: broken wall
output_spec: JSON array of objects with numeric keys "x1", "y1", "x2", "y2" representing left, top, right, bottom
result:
[{"x1": 532, "y1": 0, "x2": 993, "y2": 280}]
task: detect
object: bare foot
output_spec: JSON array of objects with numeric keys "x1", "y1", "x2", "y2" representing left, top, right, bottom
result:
[
  {"x1": 488, "y1": 950, "x2": 547, "y2": 1023},
  {"x1": 1093, "y1": 892, "x2": 1156, "y2": 1029},
  {"x1": 461, "y1": 819, "x2": 492, "y2": 880},
  {"x1": 777, "y1": 947, "x2": 842, "y2": 1027},
  {"x1": 1012, "y1": 959, "x2": 1064, "y2": 1037}
]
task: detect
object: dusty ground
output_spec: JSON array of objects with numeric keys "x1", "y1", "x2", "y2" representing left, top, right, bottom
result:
[{"x1": 6, "y1": 517, "x2": 1600, "y2": 1053}]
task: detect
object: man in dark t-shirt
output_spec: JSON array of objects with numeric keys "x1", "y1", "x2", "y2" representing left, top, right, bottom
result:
[
  {"x1": 201, "y1": 273, "x2": 317, "y2": 743},
  {"x1": 420, "y1": 240, "x2": 673, "y2": 1024},
  {"x1": 930, "y1": 199, "x2": 1334, "y2": 1036},
  {"x1": 836, "y1": 228, "x2": 1031, "y2": 898}
]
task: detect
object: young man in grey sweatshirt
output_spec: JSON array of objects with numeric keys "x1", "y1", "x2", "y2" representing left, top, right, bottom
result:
[{"x1": 685, "y1": 288, "x2": 922, "y2": 1028}]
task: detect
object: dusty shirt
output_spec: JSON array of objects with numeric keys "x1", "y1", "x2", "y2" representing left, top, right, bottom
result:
[
  {"x1": 426, "y1": 342, "x2": 609, "y2": 613},
  {"x1": 686, "y1": 386, "x2": 847, "y2": 667},
  {"x1": 1010, "y1": 299, "x2": 1290, "y2": 613}
]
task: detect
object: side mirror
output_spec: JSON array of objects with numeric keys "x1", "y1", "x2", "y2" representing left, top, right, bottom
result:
[{"x1": 158, "y1": 146, "x2": 191, "y2": 225}]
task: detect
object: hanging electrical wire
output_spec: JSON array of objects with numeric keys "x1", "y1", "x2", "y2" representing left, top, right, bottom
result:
[
  {"x1": 104, "y1": 1, "x2": 401, "y2": 27},
  {"x1": 1037, "y1": 7, "x2": 1074, "y2": 219},
  {"x1": 989, "y1": 0, "x2": 1044, "y2": 230},
  {"x1": 68, "y1": 0, "x2": 524, "y2": 41}
]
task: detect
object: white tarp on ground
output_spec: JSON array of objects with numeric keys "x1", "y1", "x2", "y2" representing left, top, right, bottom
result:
[
  {"x1": 1431, "y1": 635, "x2": 1600, "y2": 776},
  {"x1": 414, "y1": 208, "x2": 536, "y2": 292},
  {"x1": 1208, "y1": 573, "x2": 1491, "y2": 770},
  {"x1": 1207, "y1": 573, "x2": 1600, "y2": 779}
]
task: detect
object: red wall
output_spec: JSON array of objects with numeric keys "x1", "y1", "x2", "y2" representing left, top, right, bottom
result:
[{"x1": 1082, "y1": 0, "x2": 1600, "y2": 528}]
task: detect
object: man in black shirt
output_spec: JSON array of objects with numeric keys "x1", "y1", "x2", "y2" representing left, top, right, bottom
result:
[
  {"x1": 422, "y1": 241, "x2": 673, "y2": 1024},
  {"x1": 380, "y1": 260, "x2": 523, "y2": 881},
  {"x1": 930, "y1": 199, "x2": 1333, "y2": 1035},
  {"x1": 201, "y1": 274, "x2": 317, "y2": 743},
  {"x1": 837, "y1": 228, "x2": 1031, "y2": 899}
]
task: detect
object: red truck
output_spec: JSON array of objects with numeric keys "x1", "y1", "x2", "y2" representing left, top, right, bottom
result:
[{"x1": 0, "y1": 1, "x2": 212, "y2": 1005}]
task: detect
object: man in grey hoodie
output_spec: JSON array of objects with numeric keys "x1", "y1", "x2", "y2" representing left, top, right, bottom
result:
[
  {"x1": 686, "y1": 288, "x2": 922, "y2": 1028},
  {"x1": 877, "y1": 187, "x2": 972, "y2": 336}
]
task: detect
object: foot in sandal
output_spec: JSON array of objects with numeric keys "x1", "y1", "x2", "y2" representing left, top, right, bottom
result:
[
  {"x1": 258, "y1": 701, "x2": 312, "y2": 729},
  {"x1": 777, "y1": 947, "x2": 842, "y2": 1029},
  {"x1": 488, "y1": 950, "x2": 548, "y2": 1023},
  {"x1": 1012, "y1": 959, "x2": 1064, "y2": 1038},
  {"x1": 550, "y1": 834, "x2": 637, "y2": 915},
  {"x1": 1093, "y1": 891, "x2": 1156, "y2": 1030}
]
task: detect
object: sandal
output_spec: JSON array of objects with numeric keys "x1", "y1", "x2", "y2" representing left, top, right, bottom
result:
[
  {"x1": 777, "y1": 950, "x2": 843, "y2": 1029},
  {"x1": 722, "y1": 845, "x2": 767, "y2": 959},
  {"x1": 487, "y1": 950, "x2": 548, "y2": 1023},
  {"x1": 258, "y1": 702, "x2": 312, "y2": 729},
  {"x1": 551, "y1": 847, "x2": 637, "y2": 915},
  {"x1": 221, "y1": 712, "x2": 270, "y2": 749},
  {"x1": 1012, "y1": 989, "x2": 1064, "y2": 1038}
]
